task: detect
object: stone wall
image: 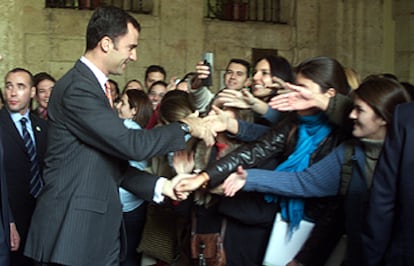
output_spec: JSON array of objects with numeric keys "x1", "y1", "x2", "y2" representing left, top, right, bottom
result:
[{"x1": 0, "y1": 0, "x2": 413, "y2": 92}]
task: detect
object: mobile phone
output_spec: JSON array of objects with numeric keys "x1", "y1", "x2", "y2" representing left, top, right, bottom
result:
[{"x1": 201, "y1": 52, "x2": 214, "y2": 87}]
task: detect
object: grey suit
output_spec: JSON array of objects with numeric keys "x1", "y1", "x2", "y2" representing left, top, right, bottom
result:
[{"x1": 24, "y1": 60, "x2": 187, "y2": 265}]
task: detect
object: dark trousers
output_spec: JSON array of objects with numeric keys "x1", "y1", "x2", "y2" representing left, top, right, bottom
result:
[
  {"x1": 120, "y1": 202, "x2": 147, "y2": 266},
  {"x1": 0, "y1": 218, "x2": 10, "y2": 266}
]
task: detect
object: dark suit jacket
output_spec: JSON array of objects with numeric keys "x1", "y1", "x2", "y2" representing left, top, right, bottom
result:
[
  {"x1": 362, "y1": 102, "x2": 414, "y2": 266},
  {"x1": 24, "y1": 60, "x2": 187, "y2": 266},
  {"x1": 0, "y1": 126, "x2": 12, "y2": 266},
  {"x1": 0, "y1": 107, "x2": 47, "y2": 265}
]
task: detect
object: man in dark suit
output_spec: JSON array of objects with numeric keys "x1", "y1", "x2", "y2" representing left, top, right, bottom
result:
[
  {"x1": 24, "y1": 6, "x2": 214, "y2": 266},
  {"x1": 362, "y1": 102, "x2": 414, "y2": 266},
  {"x1": 1, "y1": 125, "x2": 21, "y2": 266},
  {"x1": 0, "y1": 127, "x2": 11, "y2": 266},
  {"x1": 0, "y1": 68, "x2": 47, "y2": 266}
]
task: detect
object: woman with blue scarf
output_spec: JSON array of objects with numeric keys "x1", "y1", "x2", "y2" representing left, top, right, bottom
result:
[
  {"x1": 176, "y1": 56, "x2": 351, "y2": 266},
  {"x1": 222, "y1": 77, "x2": 410, "y2": 265}
]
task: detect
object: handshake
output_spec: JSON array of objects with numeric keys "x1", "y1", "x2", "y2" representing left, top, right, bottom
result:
[{"x1": 161, "y1": 172, "x2": 210, "y2": 201}]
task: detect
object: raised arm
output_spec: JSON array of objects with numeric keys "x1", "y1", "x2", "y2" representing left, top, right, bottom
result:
[
  {"x1": 222, "y1": 144, "x2": 348, "y2": 197},
  {"x1": 174, "y1": 123, "x2": 292, "y2": 192}
]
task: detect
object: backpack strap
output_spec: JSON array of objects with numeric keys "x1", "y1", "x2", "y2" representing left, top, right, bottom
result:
[{"x1": 340, "y1": 140, "x2": 356, "y2": 195}]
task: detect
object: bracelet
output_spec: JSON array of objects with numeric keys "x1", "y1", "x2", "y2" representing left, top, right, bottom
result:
[
  {"x1": 199, "y1": 172, "x2": 210, "y2": 189},
  {"x1": 178, "y1": 121, "x2": 192, "y2": 134}
]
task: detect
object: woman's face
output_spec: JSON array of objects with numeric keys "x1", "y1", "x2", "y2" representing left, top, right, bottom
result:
[
  {"x1": 116, "y1": 94, "x2": 136, "y2": 119},
  {"x1": 349, "y1": 96, "x2": 386, "y2": 140},
  {"x1": 148, "y1": 84, "x2": 167, "y2": 109},
  {"x1": 36, "y1": 79, "x2": 54, "y2": 109},
  {"x1": 252, "y1": 59, "x2": 274, "y2": 98},
  {"x1": 295, "y1": 73, "x2": 324, "y2": 115}
]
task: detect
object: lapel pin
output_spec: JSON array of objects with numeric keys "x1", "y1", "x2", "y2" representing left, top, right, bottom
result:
[{"x1": 36, "y1": 126, "x2": 41, "y2": 132}]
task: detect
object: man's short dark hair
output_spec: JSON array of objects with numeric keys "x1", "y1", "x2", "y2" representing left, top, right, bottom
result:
[
  {"x1": 145, "y1": 65, "x2": 166, "y2": 80},
  {"x1": 86, "y1": 6, "x2": 141, "y2": 51},
  {"x1": 226, "y1": 59, "x2": 250, "y2": 75},
  {"x1": 6, "y1": 68, "x2": 34, "y2": 87}
]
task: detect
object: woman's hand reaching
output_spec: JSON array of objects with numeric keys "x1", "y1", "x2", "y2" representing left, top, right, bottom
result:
[
  {"x1": 173, "y1": 150, "x2": 194, "y2": 174},
  {"x1": 222, "y1": 166, "x2": 247, "y2": 197}
]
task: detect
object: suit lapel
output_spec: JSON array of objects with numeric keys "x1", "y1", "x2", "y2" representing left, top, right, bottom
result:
[
  {"x1": 30, "y1": 113, "x2": 47, "y2": 162},
  {"x1": 0, "y1": 108, "x2": 27, "y2": 154},
  {"x1": 75, "y1": 60, "x2": 112, "y2": 108}
]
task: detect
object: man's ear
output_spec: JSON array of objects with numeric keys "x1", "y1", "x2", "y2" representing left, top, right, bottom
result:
[
  {"x1": 30, "y1": 86, "x2": 36, "y2": 98},
  {"x1": 100, "y1": 36, "x2": 112, "y2": 53},
  {"x1": 324, "y1": 88, "x2": 336, "y2": 98}
]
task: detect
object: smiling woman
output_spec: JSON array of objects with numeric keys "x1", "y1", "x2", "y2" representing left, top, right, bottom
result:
[
  {"x1": 220, "y1": 76, "x2": 410, "y2": 266},
  {"x1": 33, "y1": 72, "x2": 56, "y2": 120},
  {"x1": 174, "y1": 56, "x2": 352, "y2": 266}
]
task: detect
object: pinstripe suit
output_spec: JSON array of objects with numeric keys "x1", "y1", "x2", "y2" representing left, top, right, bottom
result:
[{"x1": 24, "y1": 60, "x2": 187, "y2": 265}]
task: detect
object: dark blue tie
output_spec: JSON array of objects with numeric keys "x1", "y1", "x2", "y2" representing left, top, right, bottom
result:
[{"x1": 20, "y1": 117, "x2": 43, "y2": 198}]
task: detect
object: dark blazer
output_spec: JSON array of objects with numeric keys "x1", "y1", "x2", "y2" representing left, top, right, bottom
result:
[
  {"x1": 0, "y1": 126, "x2": 12, "y2": 266},
  {"x1": 362, "y1": 102, "x2": 414, "y2": 266},
  {"x1": 0, "y1": 107, "x2": 47, "y2": 266},
  {"x1": 24, "y1": 60, "x2": 187, "y2": 266}
]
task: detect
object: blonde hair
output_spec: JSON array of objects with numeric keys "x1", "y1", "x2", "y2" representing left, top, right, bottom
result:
[{"x1": 344, "y1": 67, "x2": 361, "y2": 90}]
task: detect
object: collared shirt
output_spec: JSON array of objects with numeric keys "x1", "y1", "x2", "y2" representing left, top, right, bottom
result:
[
  {"x1": 9, "y1": 109, "x2": 36, "y2": 145},
  {"x1": 80, "y1": 56, "x2": 108, "y2": 92}
]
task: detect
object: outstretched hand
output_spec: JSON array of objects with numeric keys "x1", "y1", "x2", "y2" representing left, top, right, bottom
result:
[
  {"x1": 162, "y1": 173, "x2": 196, "y2": 201},
  {"x1": 174, "y1": 173, "x2": 207, "y2": 193},
  {"x1": 269, "y1": 82, "x2": 317, "y2": 111},
  {"x1": 222, "y1": 165, "x2": 247, "y2": 197},
  {"x1": 173, "y1": 150, "x2": 195, "y2": 174},
  {"x1": 217, "y1": 88, "x2": 256, "y2": 109},
  {"x1": 203, "y1": 105, "x2": 232, "y2": 133},
  {"x1": 180, "y1": 111, "x2": 217, "y2": 146}
]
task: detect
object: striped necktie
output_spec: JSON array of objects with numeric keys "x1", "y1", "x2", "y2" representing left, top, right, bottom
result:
[
  {"x1": 20, "y1": 117, "x2": 44, "y2": 198},
  {"x1": 105, "y1": 81, "x2": 114, "y2": 108}
]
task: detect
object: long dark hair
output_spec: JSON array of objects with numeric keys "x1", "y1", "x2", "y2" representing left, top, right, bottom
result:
[
  {"x1": 125, "y1": 90, "x2": 152, "y2": 128},
  {"x1": 295, "y1": 56, "x2": 350, "y2": 95},
  {"x1": 253, "y1": 55, "x2": 294, "y2": 101},
  {"x1": 255, "y1": 55, "x2": 295, "y2": 84},
  {"x1": 158, "y1": 90, "x2": 195, "y2": 124},
  {"x1": 352, "y1": 76, "x2": 410, "y2": 129}
]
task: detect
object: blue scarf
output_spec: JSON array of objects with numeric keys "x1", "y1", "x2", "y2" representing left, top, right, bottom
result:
[{"x1": 265, "y1": 112, "x2": 332, "y2": 235}]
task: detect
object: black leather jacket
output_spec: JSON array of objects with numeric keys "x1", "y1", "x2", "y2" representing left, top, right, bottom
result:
[
  {"x1": 204, "y1": 114, "x2": 344, "y2": 188},
  {"x1": 204, "y1": 114, "x2": 347, "y2": 265}
]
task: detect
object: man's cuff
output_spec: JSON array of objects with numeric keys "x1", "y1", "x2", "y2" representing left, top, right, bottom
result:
[{"x1": 153, "y1": 177, "x2": 167, "y2": 203}]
